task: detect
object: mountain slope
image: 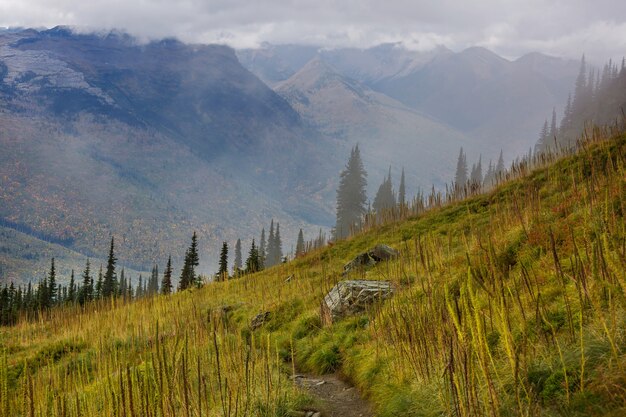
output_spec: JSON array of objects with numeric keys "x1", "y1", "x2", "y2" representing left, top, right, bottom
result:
[
  {"x1": 3, "y1": 129, "x2": 625, "y2": 416},
  {"x1": 0, "y1": 28, "x2": 338, "y2": 282},
  {"x1": 276, "y1": 57, "x2": 474, "y2": 192},
  {"x1": 374, "y1": 47, "x2": 578, "y2": 154}
]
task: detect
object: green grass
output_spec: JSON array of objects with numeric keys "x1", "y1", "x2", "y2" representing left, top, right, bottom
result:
[{"x1": 1, "y1": 131, "x2": 626, "y2": 416}]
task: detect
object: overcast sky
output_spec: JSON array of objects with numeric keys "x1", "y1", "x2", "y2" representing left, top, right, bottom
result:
[{"x1": 1, "y1": 0, "x2": 625, "y2": 62}]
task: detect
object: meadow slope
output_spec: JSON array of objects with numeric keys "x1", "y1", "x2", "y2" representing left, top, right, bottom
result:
[{"x1": 1, "y1": 131, "x2": 625, "y2": 416}]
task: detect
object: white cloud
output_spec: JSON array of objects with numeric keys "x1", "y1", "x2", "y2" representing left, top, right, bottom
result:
[{"x1": 0, "y1": 0, "x2": 625, "y2": 60}]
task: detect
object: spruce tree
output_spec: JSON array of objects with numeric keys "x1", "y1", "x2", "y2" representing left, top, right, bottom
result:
[
  {"x1": 495, "y1": 150, "x2": 505, "y2": 179},
  {"x1": 161, "y1": 256, "x2": 173, "y2": 295},
  {"x1": 79, "y1": 259, "x2": 93, "y2": 305},
  {"x1": 189, "y1": 232, "x2": 200, "y2": 287},
  {"x1": 266, "y1": 220, "x2": 276, "y2": 267},
  {"x1": 398, "y1": 168, "x2": 406, "y2": 209},
  {"x1": 233, "y1": 238, "x2": 243, "y2": 275},
  {"x1": 179, "y1": 249, "x2": 192, "y2": 291},
  {"x1": 470, "y1": 156, "x2": 483, "y2": 190},
  {"x1": 47, "y1": 258, "x2": 57, "y2": 307},
  {"x1": 454, "y1": 147, "x2": 468, "y2": 194},
  {"x1": 335, "y1": 144, "x2": 367, "y2": 240},
  {"x1": 373, "y1": 169, "x2": 395, "y2": 213},
  {"x1": 274, "y1": 223, "x2": 283, "y2": 264},
  {"x1": 259, "y1": 228, "x2": 266, "y2": 269},
  {"x1": 102, "y1": 237, "x2": 117, "y2": 298},
  {"x1": 295, "y1": 229, "x2": 305, "y2": 257},
  {"x1": 218, "y1": 241, "x2": 228, "y2": 281},
  {"x1": 68, "y1": 270, "x2": 76, "y2": 303},
  {"x1": 95, "y1": 265, "x2": 103, "y2": 299},
  {"x1": 245, "y1": 239, "x2": 260, "y2": 273}
]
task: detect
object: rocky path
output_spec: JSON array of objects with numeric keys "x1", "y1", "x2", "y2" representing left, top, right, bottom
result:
[{"x1": 292, "y1": 374, "x2": 374, "y2": 417}]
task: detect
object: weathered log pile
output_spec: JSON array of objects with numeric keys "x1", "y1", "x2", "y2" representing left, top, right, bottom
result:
[
  {"x1": 342, "y1": 244, "x2": 399, "y2": 275},
  {"x1": 320, "y1": 280, "x2": 394, "y2": 326}
]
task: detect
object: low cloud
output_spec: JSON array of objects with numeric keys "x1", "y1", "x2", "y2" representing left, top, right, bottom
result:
[{"x1": 1, "y1": 0, "x2": 625, "y2": 61}]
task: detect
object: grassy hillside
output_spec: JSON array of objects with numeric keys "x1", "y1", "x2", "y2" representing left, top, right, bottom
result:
[{"x1": 1, "y1": 131, "x2": 625, "y2": 416}]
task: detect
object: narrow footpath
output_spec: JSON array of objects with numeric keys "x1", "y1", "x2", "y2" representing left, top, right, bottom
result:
[{"x1": 292, "y1": 374, "x2": 374, "y2": 417}]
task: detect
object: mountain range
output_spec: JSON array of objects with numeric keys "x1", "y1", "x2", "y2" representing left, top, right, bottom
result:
[{"x1": 0, "y1": 27, "x2": 580, "y2": 283}]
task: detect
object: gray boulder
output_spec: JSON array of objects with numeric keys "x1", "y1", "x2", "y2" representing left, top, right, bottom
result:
[
  {"x1": 343, "y1": 244, "x2": 399, "y2": 275},
  {"x1": 320, "y1": 280, "x2": 394, "y2": 326},
  {"x1": 250, "y1": 311, "x2": 271, "y2": 330}
]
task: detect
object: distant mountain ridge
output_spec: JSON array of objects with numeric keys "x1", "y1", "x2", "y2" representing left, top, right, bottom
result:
[
  {"x1": 0, "y1": 27, "x2": 338, "y2": 283},
  {"x1": 238, "y1": 43, "x2": 579, "y2": 157}
]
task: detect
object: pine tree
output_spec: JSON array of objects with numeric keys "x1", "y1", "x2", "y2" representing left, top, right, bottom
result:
[
  {"x1": 233, "y1": 238, "x2": 243, "y2": 275},
  {"x1": 295, "y1": 229, "x2": 305, "y2": 257},
  {"x1": 161, "y1": 256, "x2": 173, "y2": 295},
  {"x1": 373, "y1": 169, "x2": 395, "y2": 213},
  {"x1": 470, "y1": 156, "x2": 483, "y2": 190},
  {"x1": 95, "y1": 265, "x2": 103, "y2": 299},
  {"x1": 119, "y1": 268, "x2": 127, "y2": 299},
  {"x1": 102, "y1": 237, "x2": 117, "y2": 298},
  {"x1": 266, "y1": 220, "x2": 276, "y2": 267},
  {"x1": 79, "y1": 259, "x2": 93, "y2": 305},
  {"x1": 189, "y1": 232, "x2": 200, "y2": 287},
  {"x1": 68, "y1": 270, "x2": 76, "y2": 303},
  {"x1": 335, "y1": 145, "x2": 367, "y2": 240},
  {"x1": 258, "y1": 228, "x2": 266, "y2": 269},
  {"x1": 398, "y1": 168, "x2": 406, "y2": 209},
  {"x1": 218, "y1": 241, "x2": 228, "y2": 281},
  {"x1": 179, "y1": 249, "x2": 192, "y2": 291},
  {"x1": 245, "y1": 239, "x2": 260, "y2": 273},
  {"x1": 47, "y1": 258, "x2": 57, "y2": 307},
  {"x1": 536, "y1": 119, "x2": 549, "y2": 154},
  {"x1": 495, "y1": 150, "x2": 505, "y2": 180},
  {"x1": 274, "y1": 223, "x2": 283, "y2": 264},
  {"x1": 454, "y1": 147, "x2": 468, "y2": 194},
  {"x1": 549, "y1": 107, "x2": 558, "y2": 144},
  {"x1": 136, "y1": 275, "x2": 144, "y2": 298}
]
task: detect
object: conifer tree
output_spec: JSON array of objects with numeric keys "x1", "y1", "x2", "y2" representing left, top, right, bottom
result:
[
  {"x1": 373, "y1": 169, "x2": 395, "y2": 213},
  {"x1": 161, "y1": 256, "x2": 173, "y2": 295},
  {"x1": 189, "y1": 232, "x2": 200, "y2": 287},
  {"x1": 470, "y1": 156, "x2": 483, "y2": 189},
  {"x1": 295, "y1": 229, "x2": 305, "y2": 257},
  {"x1": 245, "y1": 239, "x2": 260, "y2": 273},
  {"x1": 495, "y1": 150, "x2": 505, "y2": 179},
  {"x1": 47, "y1": 258, "x2": 57, "y2": 307},
  {"x1": 549, "y1": 107, "x2": 558, "y2": 144},
  {"x1": 179, "y1": 249, "x2": 192, "y2": 291},
  {"x1": 454, "y1": 147, "x2": 468, "y2": 194},
  {"x1": 274, "y1": 223, "x2": 283, "y2": 264},
  {"x1": 79, "y1": 260, "x2": 93, "y2": 305},
  {"x1": 102, "y1": 237, "x2": 117, "y2": 298},
  {"x1": 335, "y1": 144, "x2": 367, "y2": 240},
  {"x1": 266, "y1": 220, "x2": 276, "y2": 267},
  {"x1": 536, "y1": 119, "x2": 549, "y2": 154},
  {"x1": 136, "y1": 275, "x2": 144, "y2": 298},
  {"x1": 218, "y1": 241, "x2": 228, "y2": 281},
  {"x1": 95, "y1": 265, "x2": 103, "y2": 299},
  {"x1": 119, "y1": 268, "x2": 127, "y2": 298},
  {"x1": 68, "y1": 270, "x2": 76, "y2": 303},
  {"x1": 259, "y1": 228, "x2": 266, "y2": 269},
  {"x1": 233, "y1": 238, "x2": 243, "y2": 275},
  {"x1": 398, "y1": 168, "x2": 406, "y2": 209}
]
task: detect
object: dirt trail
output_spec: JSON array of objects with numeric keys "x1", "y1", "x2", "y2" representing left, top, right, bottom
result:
[{"x1": 292, "y1": 374, "x2": 374, "y2": 417}]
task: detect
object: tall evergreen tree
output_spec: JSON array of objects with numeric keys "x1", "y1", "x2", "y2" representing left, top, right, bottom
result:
[
  {"x1": 335, "y1": 144, "x2": 367, "y2": 240},
  {"x1": 274, "y1": 223, "x2": 283, "y2": 264},
  {"x1": 373, "y1": 169, "x2": 395, "y2": 213},
  {"x1": 495, "y1": 150, "x2": 505, "y2": 180},
  {"x1": 233, "y1": 238, "x2": 243, "y2": 274},
  {"x1": 95, "y1": 265, "x2": 103, "y2": 299},
  {"x1": 79, "y1": 259, "x2": 93, "y2": 305},
  {"x1": 398, "y1": 168, "x2": 406, "y2": 209},
  {"x1": 47, "y1": 258, "x2": 57, "y2": 307},
  {"x1": 549, "y1": 107, "x2": 558, "y2": 144},
  {"x1": 218, "y1": 241, "x2": 229, "y2": 281},
  {"x1": 258, "y1": 228, "x2": 266, "y2": 269},
  {"x1": 179, "y1": 249, "x2": 192, "y2": 291},
  {"x1": 68, "y1": 270, "x2": 76, "y2": 303},
  {"x1": 161, "y1": 256, "x2": 173, "y2": 295},
  {"x1": 470, "y1": 156, "x2": 483, "y2": 189},
  {"x1": 102, "y1": 237, "x2": 117, "y2": 298},
  {"x1": 454, "y1": 147, "x2": 468, "y2": 193},
  {"x1": 245, "y1": 239, "x2": 260, "y2": 273},
  {"x1": 189, "y1": 232, "x2": 200, "y2": 287},
  {"x1": 295, "y1": 229, "x2": 305, "y2": 257},
  {"x1": 266, "y1": 220, "x2": 276, "y2": 267},
  {"x1": 535, "y1": 119, "x2": 549, "y2": 154}
]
